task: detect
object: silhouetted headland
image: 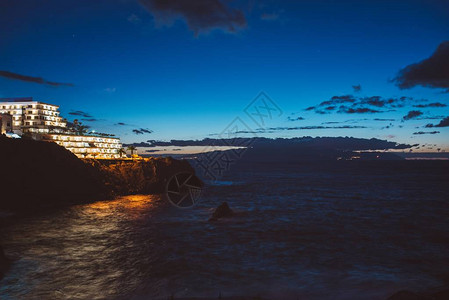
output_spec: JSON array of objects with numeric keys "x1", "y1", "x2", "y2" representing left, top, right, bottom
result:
[{"x1": 0, "y1": 135, "x2": 197, "y2": 211}]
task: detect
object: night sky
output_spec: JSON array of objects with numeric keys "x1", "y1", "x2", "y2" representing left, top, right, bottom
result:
[{"x1": 1, "y1": 0, "x2": 448, "y2": 150}]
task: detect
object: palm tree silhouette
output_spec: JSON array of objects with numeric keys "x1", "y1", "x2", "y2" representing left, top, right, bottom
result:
[
  {"x1": 72, "y1": 119, "x2": 89, "y2": 135},
  {"x1": 127, "y1": 146, "x2": 137, "y2": 156},
  {"x1": 118, "y1": 148, "x2": 127, "y2": 158}
]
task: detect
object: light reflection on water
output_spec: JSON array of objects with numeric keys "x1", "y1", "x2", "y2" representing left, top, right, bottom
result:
[{"x1": 0, "y1": 195, "x2": 167, "y2": 300}]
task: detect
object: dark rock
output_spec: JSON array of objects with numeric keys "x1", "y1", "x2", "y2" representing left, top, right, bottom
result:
[
  {"x1": 209, "y1": 202, "x2": 234, "y2": 221},
  {"x1": 432, "y1": 289, "x2": 449, "y2": 300},
  {"x1": 387, "y1": 290, "x2": 428, "y2": 300},
  {"x1": 0, "y1": 244, "x2": 11, "y2": 279}
]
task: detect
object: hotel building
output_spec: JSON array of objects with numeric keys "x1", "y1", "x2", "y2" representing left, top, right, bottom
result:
[{"x1": 0, "y1": 97, "x2": 122, "y2": 159}]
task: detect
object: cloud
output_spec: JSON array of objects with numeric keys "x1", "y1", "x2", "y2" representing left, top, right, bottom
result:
[
  {"x1": 260, "y1": 12, "x2": 279, "y2": 21},
  {"x1": 393, "y1": 41, "x2": 449, "y2": 92},
  {"x1": 138, "y1": 0, "x2": 247, "y2": 35},
  {"x1": 402, "y1": 110, "x2": 423, "y2": 120},
  {"x1": 287, "y1": 116, "x2": 305, "y2": 121},
  {"x1": 339, "y1": 107, "x2": 381, "y2": 114},
  {"x1": 123, "y1": 142, "x2": 152, "y2": 147},
  {"x1": 81, "y1": 118, "x2": 100, "y2": 122},
  {"x1": 425, "y1": 116, "x2": 449, "y2": 128},
  {"x1": 266, "y1": 125, "x2": 367, "y2": 131},
  {"x1": 307, "y1": 94, "x2": 422, "y2": 115},
  {"x1": 319, "y1": 95, "x2": 356, "y2": 106},
  {"x1": 0, "y1": 70, "x2": 74, "y2": 87},
  {"x1": 374, "y1": 118, "x2": 396, "y2": 121},
  {"x1": 362, "y1": 96, "x2": 388, "y2": 107},
  {"x1": 69, "y1": 110, "x2": 93, "y2": 118},
  {"x1": 352, "y1": 84, "x2": 361, "y2": 92},
  {"x1": 358, "y1": 96, "x2": 415, "y2": 108},
  {"x1": 132, "y1": 128, "x2": 154, "y2": 135},
  {"x1": 413, "y1": 102, "x2": 447, "y2": 108},
  {"x1": 115, "y1": 122, "x2": 128, "y2": 126},
  {"x1": 322, "y1": 121, "x2": 342, "y2": 124},
  {"x1": 413, "y1": 131, "x2": 440, "y2": 135}
]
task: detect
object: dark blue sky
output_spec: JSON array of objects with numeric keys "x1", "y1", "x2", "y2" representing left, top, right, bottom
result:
[{"x1": 1, "y1": 0, "x2": 448, "y2": 150}]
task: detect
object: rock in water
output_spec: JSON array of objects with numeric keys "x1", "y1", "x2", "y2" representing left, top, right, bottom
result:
[{"x1": 209, "y1": 202, "x2": 234, "y2": 221}]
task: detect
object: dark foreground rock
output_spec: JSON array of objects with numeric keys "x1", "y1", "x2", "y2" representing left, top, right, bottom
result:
[
  {"x1": 0, "y1": 135, "x2": 198, "y2": 210},
  {"x1": 209, "y1": 202, "x2": 234, "y2": 221},
  {"x1": 0, "y1": 245, "x2": 11, "y2": 279},
  {"x1": 387, "y1": 289, "x2": 449, "y2": 300},
  {"x1": 387, "y1": 291, "x2": 427, "y2": 300}
]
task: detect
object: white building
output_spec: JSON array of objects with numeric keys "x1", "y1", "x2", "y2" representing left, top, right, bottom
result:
[
  {"x1": 44, "y1": 134, "x2": 122, "y2": 158},
  {"x1": 0, "y1": 97, "x2": 66, "y2": 136},
  {"x1": 0, "y1": 97, "x2": 122, "y2": 159}
]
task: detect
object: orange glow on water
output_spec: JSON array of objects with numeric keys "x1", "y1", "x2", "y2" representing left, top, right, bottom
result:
[{"x1": 81, "y1": 195, "x2": 161, "y2": 218}]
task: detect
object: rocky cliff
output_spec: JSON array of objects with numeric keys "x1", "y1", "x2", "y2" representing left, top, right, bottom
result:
[{"x1": 0, "y1": 135, "x2": 196, "y2": 210}]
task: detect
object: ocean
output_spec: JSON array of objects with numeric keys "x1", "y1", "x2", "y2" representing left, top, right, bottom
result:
[{"x1": 1, "y1": 160, "x2": 448, "y2": 299}]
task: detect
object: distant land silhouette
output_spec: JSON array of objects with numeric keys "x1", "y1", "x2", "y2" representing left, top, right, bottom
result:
[{"x1": 125, "y1": 137, "x2": 422, "y2": 161}]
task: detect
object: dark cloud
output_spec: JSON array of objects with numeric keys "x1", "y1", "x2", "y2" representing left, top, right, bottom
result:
[
  {"x1": 267, "y1": 125, "x2": 367, "y2": 131},
  {"x1": 308, "y1": 95, "x2": 421, "y2": 115},
  {"x1": 138, "y1": 0, "x2": 247, "y2": 35},
  {"x1": 115, "y1": 122, "x2": 127, "y2": 126},
  {"x1": 362, "y1": 96, "x2": 388, "y2": 107},
  {"x1": 319, "y1": 95, "x2": 356, "y2": 106},
  {"x1": 140, "y1": 128, "x2": 153, "y2": 134},
  {"x1": 358, "y1": 96, "x2": 414, "y2": 108},
  {"x1": 69, "y1": 110, "x2": 92, "y2": 118},
  {"x1": 287, "y1": 116, "x2": 305, "y2": 121},
  {"x1": 374, "y1": 118, "x2": 396, "y2": 121},
  {"x1": 81, "y1": 118, "x2": 99, "y2": 122},
  {"x1": 413, "y1": 131, "x2": 440, "y2": 135},
  {"x1": 132, "y1": 128, "x2": 154, "y2": 135},
  {"x1": 352, "y1": 84, "x2": 361, "y2": 92},
  {"x1": 339, "y1": 107, "x2": 381, "y2": 114},
  {"x1": 393, "y1": 41, "x2": 449, "y2": 92},
  {"x1": 425, "y1": 116, "x2": 449, "y2": 128},
  {"x1": 413, "y1": 102, "x2": 447, "y2": 108},
  {"x1": 123, "y1": 142, "x2": 152, "y2": 147},
  {"x1": 402, "y1": 110, "x2": 423, "y2": 120},
  {"x1": 0, "y1": 70, "x2": 74, "y2": 87}
]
